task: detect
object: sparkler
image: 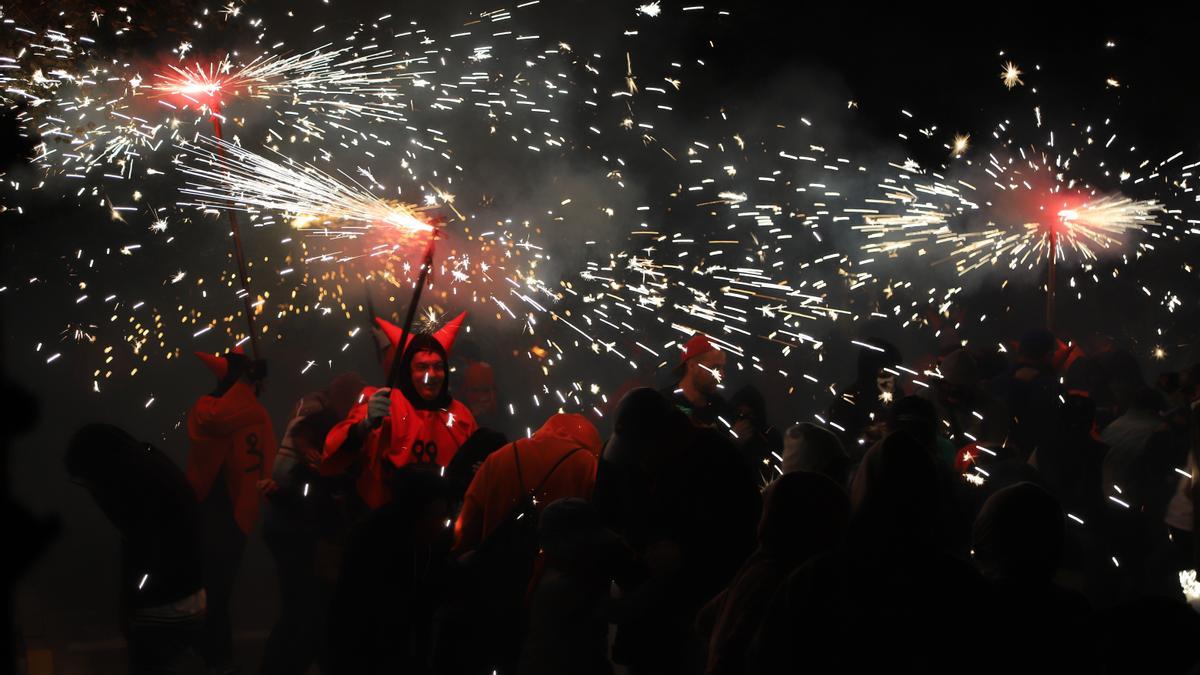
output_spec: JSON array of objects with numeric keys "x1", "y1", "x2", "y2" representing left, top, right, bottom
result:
[
  {"x1": 1047, "y1": 213, "x2": 1059, "y2": 332},
  {"x1": 175, "y1": 135, "x2": 433, "y2": 234},
  {"x1": 862, "y1": 191, "x2": 1161, "y2": 331},
  {"x1": 210, "y1": 124, "x2": 261, "y2": 358},
  {"x1": 859, "y1": 153, "x2": 1164, "y2": 274}
]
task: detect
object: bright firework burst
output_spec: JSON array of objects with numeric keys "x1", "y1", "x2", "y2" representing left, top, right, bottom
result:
[
  {"x1": 859, "y1": 190, "x2": 1162, "y2": 276},
  {"x1": 1000, "y1": 61, "x2": 1023, "y2": 89},
  {"x1": 855, "y1": 82, "x2": 1185, "y2": 282}
]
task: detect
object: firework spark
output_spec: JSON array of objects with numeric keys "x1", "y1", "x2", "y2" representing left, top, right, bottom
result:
[
  {"x1": 952, "y1": 133, "x2": 970, "y2": 156},
  {"x1": 1001, "y1": 61, "x2": 1023, "y2": 89}
]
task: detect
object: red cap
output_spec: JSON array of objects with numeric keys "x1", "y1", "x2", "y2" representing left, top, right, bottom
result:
[{"x1": 680, "y1": 333, "x2": 717, "y2": 363}]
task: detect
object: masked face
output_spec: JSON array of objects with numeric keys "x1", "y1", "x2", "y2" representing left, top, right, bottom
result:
[{"x1": 411, "y1": 350, "x2": 446, "y2": 402}]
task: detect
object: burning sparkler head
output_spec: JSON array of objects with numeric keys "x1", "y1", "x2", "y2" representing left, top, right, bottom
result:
[{"x1": 154, "y1": 62, "x2": 229, "y2": 112}]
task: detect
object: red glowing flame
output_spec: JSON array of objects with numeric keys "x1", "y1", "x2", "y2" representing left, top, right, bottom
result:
[{"x1": 153, "y1": 62, "x2": 230, "y2": 112}]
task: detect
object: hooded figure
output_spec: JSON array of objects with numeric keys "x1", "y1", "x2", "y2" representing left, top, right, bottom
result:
[
  {"x1": 322, "y1": 313, "x2": 477, "y2": 509},
  {"x1": 728, "y1": 385, "x2": 783, "y2": 484},
  {"x1": 463, "y1": 360, "x2": 502, "y2": 428},
  {"x1": 596, "y1": 388, "x2": 761, "y2": 674},
  {"x1": 260, "y1": 371, "x2": 367, "y2": 675},
  {"x1": 971, "y1": 483, "x2": 1096, "y2": 671},
  {"x1": 186, "y1": 346, "x2": 277, "y2": 534},
  {"x1": 923, "y1": 348, "x2": 994, "y2": 448},
  {"x1": 453, "y1": 412, "x2": 603, "y2": 553},
  {"x1": 186, "y1": 346, "x2": 276, "y2": 673},
  {"x1": 438, "y1": 416, "x2": 603, "y2": 675}
]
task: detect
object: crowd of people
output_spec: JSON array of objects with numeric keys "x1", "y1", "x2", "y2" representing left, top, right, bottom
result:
[{"x1": 62, "y1": 313, "x2": 1200, "y2": 674}]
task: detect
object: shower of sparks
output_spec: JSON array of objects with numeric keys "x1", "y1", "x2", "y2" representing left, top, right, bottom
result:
[
  {"x1": 153, "y1": 45, "x2": 410, "y2": 117},
  {"x1": 854, "y1": 83, "x2": 1188, "y2": 293},
  {"x1": 859, "y1": 169, "x2": 1163, "y2": 276},
  {"x1": 175, "y1": 135, "x2": 433, "y2": 234}
]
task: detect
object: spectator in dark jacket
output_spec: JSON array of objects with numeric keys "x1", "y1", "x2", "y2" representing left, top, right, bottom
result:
[
  {"x1": 519, "y1": 498, "x2": 631, "y2": 675},
  {"x1": 326, "y1": 467, "x2": 452, "y2": 675},
  {"x1": 972, "y1": 482, "x2": 1097, "y2": 671},
  {"x1": 750, "y1": 431, "x2": 996, "y2": 674},
  {"x1": 700, "y1": 471, "x2": 849, "y2": 675},
  {"x1": 596, "y1": 388, "x2": 761, "y2": 674},
  {"x1": 66, "y1": 423, "x2": 205, "y2": 675}
]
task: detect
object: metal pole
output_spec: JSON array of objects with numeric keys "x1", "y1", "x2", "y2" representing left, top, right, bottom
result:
[
  {"x1": 210, "y1": 113, "x2": 262, "y2": 359},
  {"x1": 387, "y1": 232, "x2": 438, "y2": 388},
  {"x1": 1046, "y1": 227, "x2": 1058, "y2": 334}
]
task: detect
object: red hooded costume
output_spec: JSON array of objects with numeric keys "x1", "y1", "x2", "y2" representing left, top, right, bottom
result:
[
  {"x1": 453, "y1": 413, "x2": 602, "y2": 553},
  {"x1": 322, "y1": 312, "x2": 477, "y2": 509},
  {"x1": 186, "y1": 347, "x2": 277, "y2": 534}
]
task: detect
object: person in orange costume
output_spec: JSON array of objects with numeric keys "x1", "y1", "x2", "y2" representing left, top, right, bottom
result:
[
  {"x1": 453, "y1": 412, "x2": 602, "y2": 554},
  {"x1": 186, "y1": 346, "x2": 276, "y2": 674},
  {"x1": 322, "y1": 312, "x2": 477, "y2": 509}
]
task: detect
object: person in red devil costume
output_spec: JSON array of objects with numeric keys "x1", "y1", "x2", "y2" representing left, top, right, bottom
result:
[
  {"x1": 322, "y1": 312, "x2": 477, "y2": 509},
  {"x1": 186, "y1": 346, "x2": 276, "y2": 674}
]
